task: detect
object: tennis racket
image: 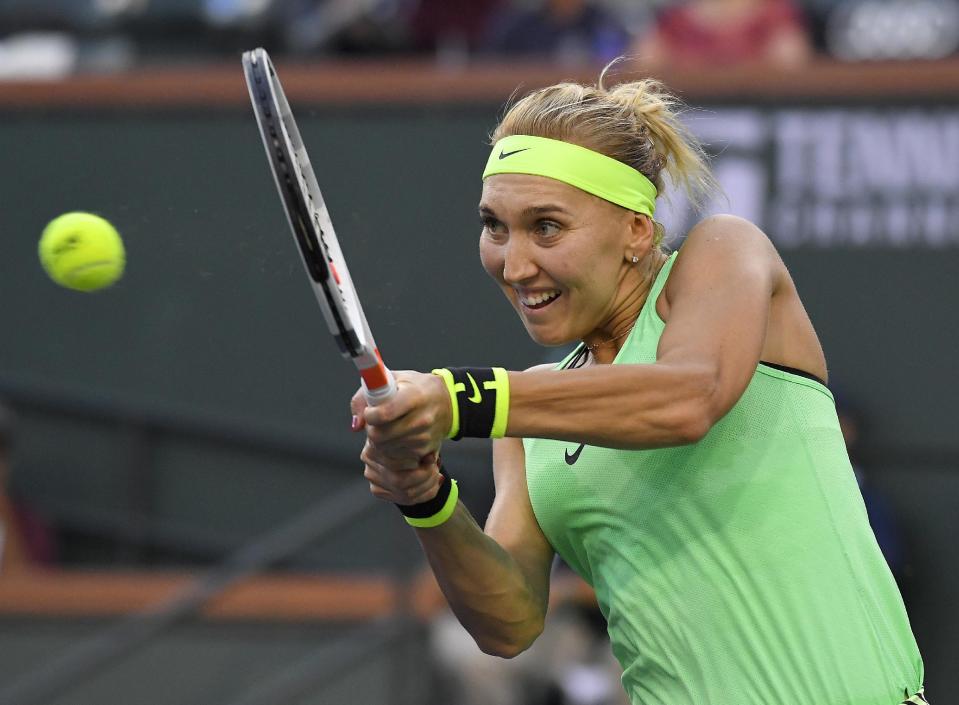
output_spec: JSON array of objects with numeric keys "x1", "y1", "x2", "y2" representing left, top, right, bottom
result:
[{"x1": 242, "y1": 47, "x2": 396, "y2": 404}]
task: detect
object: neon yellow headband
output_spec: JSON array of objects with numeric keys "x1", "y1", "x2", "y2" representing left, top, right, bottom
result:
[{"x1": 482, "y1": 135, "x2": 657, "y2": 216}]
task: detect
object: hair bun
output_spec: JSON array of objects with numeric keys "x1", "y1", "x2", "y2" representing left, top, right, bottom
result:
[{"x1": 491, "y1": 59, "x2": 718, "y2": 222}]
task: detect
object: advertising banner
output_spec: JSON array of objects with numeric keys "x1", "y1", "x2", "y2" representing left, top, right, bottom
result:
[{"x1": 660, "y1": 107, "x2": 959, "y2": 248}]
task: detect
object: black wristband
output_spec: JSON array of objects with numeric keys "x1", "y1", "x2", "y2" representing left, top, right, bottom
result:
[
  {"x1": 447, "y1": 367, "x2": 498, "y2": 440},
  {"x1": 395, "y1": 469, "x2": 454, "y2": 519}
]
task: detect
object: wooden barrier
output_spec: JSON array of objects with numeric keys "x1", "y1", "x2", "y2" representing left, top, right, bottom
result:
[
  {"x1": 0, "y1": 569, "x2": 597, "y2": 622},
  {"x1": 0, "y1": 571, "x2": 398, "y2": 621},
  {"x1": 0, "y1": 58, "x2": 957, "y2": 108}
]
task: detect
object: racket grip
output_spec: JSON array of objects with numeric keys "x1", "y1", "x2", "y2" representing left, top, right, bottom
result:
[{"x1": 361, "y1": 363, "x2": 397, "y2": 406}]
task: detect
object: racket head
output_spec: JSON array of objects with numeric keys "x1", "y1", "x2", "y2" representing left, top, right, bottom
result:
[{"x1": 242, "y1": 48, "x2": 393, "y2": 399}]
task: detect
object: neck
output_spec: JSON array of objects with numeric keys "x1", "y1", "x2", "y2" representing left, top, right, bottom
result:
[{"x1": 583, "y1": 250, "x2": 667, "y2": 364}]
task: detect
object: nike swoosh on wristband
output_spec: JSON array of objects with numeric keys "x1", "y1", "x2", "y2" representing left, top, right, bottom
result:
[
  {"x1": 499, "y1": 148, "x2": 530, "y2": 160},
  {"x1": 465, "y1": 373, "x2": 482, "y2": 403},
  {"x1": 564, "y1": 443, "x2": 585, "y2": 465}
]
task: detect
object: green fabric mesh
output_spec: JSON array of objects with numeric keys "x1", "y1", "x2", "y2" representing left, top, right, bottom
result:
[{"x1": 524, "y1": 253, "x2": 923, "y2": 705}]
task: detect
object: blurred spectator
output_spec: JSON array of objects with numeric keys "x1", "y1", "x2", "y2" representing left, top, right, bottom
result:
[
  {"x1": 0, "y1": 33, "x2": 78, "y2": 80},
  {"x1": 482, "y1": 0, "x2": 633, "y2": 66},
  {"x1": 823, "y1": 0, "x2": 959, "y2": 62},
  {"x1": 633, "y1": 0, "x2": 813, "y2": 70},
  {"x1": 835, "y1": 394, "x2": 908, "y2": 582},
  {"x1": 279, "y1": 0, "x2": 412, "y2": 56},
  {"x1": 407, "y1": 0, "x2": 503, "y2": 59},
  {"x1": 0, "y1": 402, "x2": 57, "y2": 573}
]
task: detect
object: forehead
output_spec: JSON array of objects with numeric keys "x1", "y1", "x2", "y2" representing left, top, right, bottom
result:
[{"x1": 480, "y1": 173, "x2": 597, "y2": 213}]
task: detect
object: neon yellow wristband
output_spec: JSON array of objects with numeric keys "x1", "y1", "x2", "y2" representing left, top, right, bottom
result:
[
  {"x1": 434, "y1": 367, "x2": 510, "y2": 440},
  {"x1": 483, "y1": 135, "x2": 657, "y2": 216},
  {"x1": 404, "y1": 479, "x2": 459, "y2": 528},
  {"x1": 489, "y1": 367, "x2": 510, "y2": 438},
  {"x1": 431, "y1": 368, "x2": 460, "y2": 440}
]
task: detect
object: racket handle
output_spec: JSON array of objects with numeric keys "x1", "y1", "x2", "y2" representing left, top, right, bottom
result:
[{"x1": 360, "y1": 363, "x2": 397, "y2": 406}]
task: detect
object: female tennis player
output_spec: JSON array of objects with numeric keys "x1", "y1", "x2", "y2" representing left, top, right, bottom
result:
[{"x1": 351, "y1": 74, "x2": 927, "y2": 705}]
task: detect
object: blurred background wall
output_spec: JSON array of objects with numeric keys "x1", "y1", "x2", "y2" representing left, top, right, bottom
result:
[{"x1": 0, "y1": 1, "x2": 957, "y2": 704}]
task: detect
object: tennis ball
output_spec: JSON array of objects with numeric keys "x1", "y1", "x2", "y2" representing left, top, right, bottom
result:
[{"x1": 39, "y1": 212, "x2": 125, "y2": 292}]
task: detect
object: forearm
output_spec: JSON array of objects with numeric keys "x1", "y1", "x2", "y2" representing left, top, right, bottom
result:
[
  {"x1": 414, "y1": 502, "x2": 546, "y2": 658},
  {"x1": 506, "y1": 362, "x2": 716, "y2": 449}
]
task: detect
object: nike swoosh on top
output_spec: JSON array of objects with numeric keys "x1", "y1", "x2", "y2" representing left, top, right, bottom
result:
[
  {"x1": 465, "y1": 373, "x2": 482, "y2": 403},
  {"x1": 498, "y1": 148, "x2": 530, "y2": 160},
  {"x1": 564, "y1": 443, "x2": 585, "y2": 465}
]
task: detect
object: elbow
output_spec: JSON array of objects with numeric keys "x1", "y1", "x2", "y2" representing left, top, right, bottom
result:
[
  {"x1": 473, "y1": 621, "x2": 544, "y2": 659},
  {"x1": 675, "y1": 409, "x2": 712, "y2": 445},
  {"x1": 476, "y1": 639, "x2": 525, "y2": 659},
  {"x1": 671, "y1": 366, "x2": 719, "y2": 445}
]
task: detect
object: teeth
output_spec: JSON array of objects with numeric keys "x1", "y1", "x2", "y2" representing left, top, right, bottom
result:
[{"x1": 520, "y1": 291, "x2": 560, "y2": 306}]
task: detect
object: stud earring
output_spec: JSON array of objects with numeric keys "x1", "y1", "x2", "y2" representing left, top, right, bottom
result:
[{"x1": 631, "y1": 255, "x2": 639, "y2": 263}]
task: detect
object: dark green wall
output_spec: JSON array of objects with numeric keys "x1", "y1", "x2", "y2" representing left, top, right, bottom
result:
[
  {"x1": 1, "y1": 109, "x2": 955, "y2": 449},
  {"x1": 1, "y1": 110, "x2": 539, "y2": 434}
]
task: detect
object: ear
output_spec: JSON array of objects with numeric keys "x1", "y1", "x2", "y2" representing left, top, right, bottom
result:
[{"x1": 624, "y1": 212, "x2": 655, "y2": 263}]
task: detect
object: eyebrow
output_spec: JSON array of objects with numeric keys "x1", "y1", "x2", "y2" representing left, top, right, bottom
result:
[{"x1": 478, "y1": 203, "x2": 573, "y2": 218}]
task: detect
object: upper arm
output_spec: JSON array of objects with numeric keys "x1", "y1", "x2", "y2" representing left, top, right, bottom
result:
[
  {"x1": 658, "y1": 215, "x2": 780, "y2": 425},
  {"x1": 485, "y1": 416, "x2": 554, "y2": 618}
]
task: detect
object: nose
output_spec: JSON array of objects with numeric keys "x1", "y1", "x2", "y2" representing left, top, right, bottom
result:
[{"x1": 502, "y1": 236, "x2": 539, "y2": 285}]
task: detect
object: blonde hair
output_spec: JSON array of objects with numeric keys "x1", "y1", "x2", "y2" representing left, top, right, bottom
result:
[{"x1": 490, "y1": 64, "x2": 717, "y2": 248}]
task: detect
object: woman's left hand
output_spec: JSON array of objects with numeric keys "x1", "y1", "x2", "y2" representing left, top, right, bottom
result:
[{"x1": 350, "y1": 370, "x2": 452, "y2": 469}]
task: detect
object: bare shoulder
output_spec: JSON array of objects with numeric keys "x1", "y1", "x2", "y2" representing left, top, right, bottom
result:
[
  {"x1": 662, "y1": 215, "x2": 785, "y2": 309},
  {"x1": 681, "y1": 214, "x2": 777, "y2": 256}
]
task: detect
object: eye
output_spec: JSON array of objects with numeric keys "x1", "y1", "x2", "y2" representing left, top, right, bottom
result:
[
  {"x1": 481, "y1": 216, "x2": 507, "y2": 238},
  {"x1": 534, "y1": 220, "x2": 561, "y2": 239}
]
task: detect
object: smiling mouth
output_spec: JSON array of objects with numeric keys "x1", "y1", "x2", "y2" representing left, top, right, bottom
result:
[{"x1": 519, "y1": 291, "x2": 561, "y2": 310}]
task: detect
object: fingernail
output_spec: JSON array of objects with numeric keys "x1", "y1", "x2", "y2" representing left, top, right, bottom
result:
[{"x1": 351, "y1": 415, "x2": 359, "y2": 431}]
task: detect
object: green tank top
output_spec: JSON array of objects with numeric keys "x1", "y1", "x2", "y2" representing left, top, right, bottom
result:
[{"x1": 524, "y1": 252, "x2": 923, "y2": 705}]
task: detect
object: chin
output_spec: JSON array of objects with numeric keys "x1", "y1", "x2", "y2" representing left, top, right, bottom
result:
[{"x1": 523, "y1": 323, "x2": 577, "y2": 348}]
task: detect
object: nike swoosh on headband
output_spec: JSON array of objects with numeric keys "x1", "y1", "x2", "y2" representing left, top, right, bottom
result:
[{"x1": 499, "y1": 148, "x2": 531, "y2": 159}]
